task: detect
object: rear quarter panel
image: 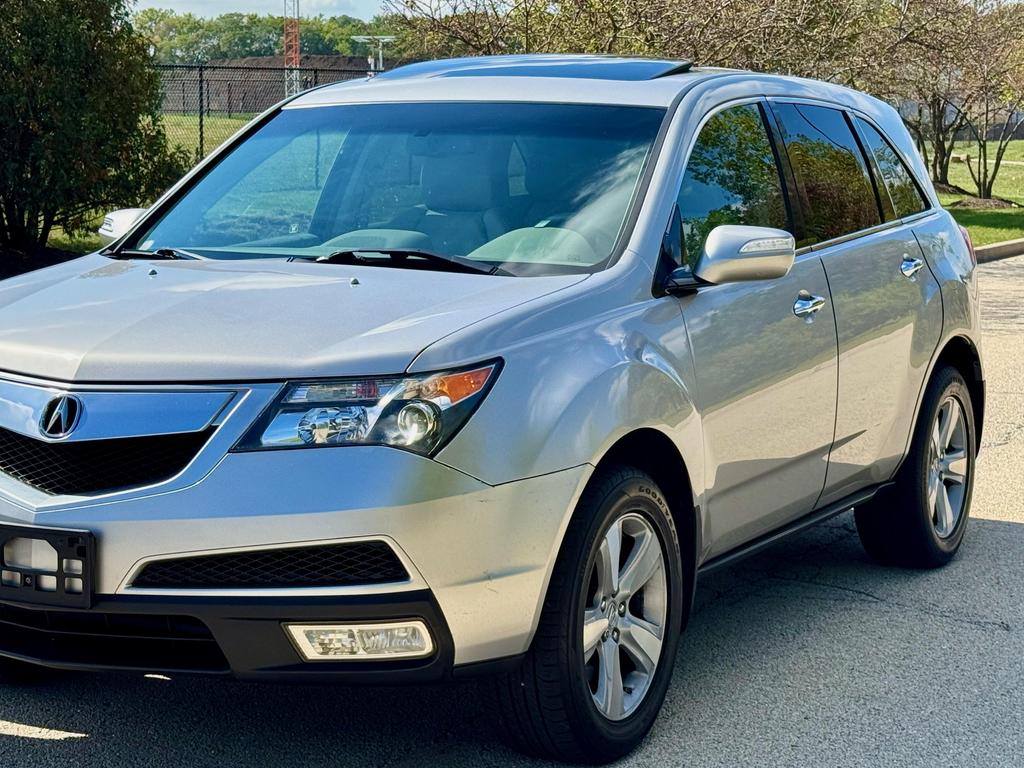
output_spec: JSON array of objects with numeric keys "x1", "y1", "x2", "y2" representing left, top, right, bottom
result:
[
  {"x1": 912, "y1": 210, "x2": 984, "y2": 439},
  {"x1": 913, "y1": 210, "x2": 981, "y2": 350}
]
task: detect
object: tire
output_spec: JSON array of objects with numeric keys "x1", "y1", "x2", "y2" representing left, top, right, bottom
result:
[
  {"x1": 485, "y1": 466, "x2": 685, "y2": 764},
  {"x1": 855, "y1": 366, "x2": 976, "y2": 568}
]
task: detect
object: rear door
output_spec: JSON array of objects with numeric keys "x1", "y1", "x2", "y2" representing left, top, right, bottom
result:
[
  {"x1": 768, "y1": 102, "x2": 942, "y2": 505},
  {"x1": 672, "y1": 102, "x2": 839, "y2": 556}
]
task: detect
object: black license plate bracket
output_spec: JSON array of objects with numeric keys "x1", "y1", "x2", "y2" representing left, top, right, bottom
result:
[{"x1": 0, "y1": 523, "x2": 94, "y2": 608}]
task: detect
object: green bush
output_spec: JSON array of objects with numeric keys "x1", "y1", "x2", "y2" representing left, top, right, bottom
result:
[{"x1": 0, "y1": 0, "x2": 189, "y2": 253}]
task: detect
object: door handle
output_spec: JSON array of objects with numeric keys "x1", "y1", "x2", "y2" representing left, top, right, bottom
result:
[
  {"x1": 900, "y1": 255, "x2": 925, "y2": 278},
  {"x1": 793, "y1": 292, "x2": 826, "y2": 319}
]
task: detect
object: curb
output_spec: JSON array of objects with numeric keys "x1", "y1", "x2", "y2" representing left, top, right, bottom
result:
[{"x1": 977, "y1": 238, "x2": 1024, "y2": 264}]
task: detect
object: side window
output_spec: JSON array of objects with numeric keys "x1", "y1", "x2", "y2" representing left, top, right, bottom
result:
[
  {"x1": 771, "y1": 103, "x2": 880, "y2": 245},
  {"x1": 855, "y1": 118, "x2": 929, "y2": 219},
  {"x1": 676, "y1": 103, "x2": 789, "y2": 267}
]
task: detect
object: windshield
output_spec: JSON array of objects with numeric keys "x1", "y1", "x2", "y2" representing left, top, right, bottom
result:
[{"x1": 133, "y1": 102, "x2": 666, "y2": 276}]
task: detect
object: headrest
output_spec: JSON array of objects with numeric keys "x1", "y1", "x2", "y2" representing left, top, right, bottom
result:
[
  {"x1": 419, "y1": 135, "x2": 504, "y2": 212},
  {"x1": 522, "y1": 138, "x2": 599, "y2": 205}
]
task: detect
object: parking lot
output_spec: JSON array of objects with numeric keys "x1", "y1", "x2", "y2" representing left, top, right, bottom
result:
[{"x1": 0, "y1": 255, "x2": 1022, "y2": 767}]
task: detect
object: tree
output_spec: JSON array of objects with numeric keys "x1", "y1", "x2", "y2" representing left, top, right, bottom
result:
[
  {"x1": 943, "y1": 0, "x2": 1024, "y2": 199},
  {"x1": 135, "y1": 8, "x2": 214, "y2": 64},
  {"x1": 304, "y1": 15, "x2": 387, "y2": 56},
  {"x1": 382, "y1": 0, "x2": 648, "y2": 58},
  {"x1": 384, "y1": 0, "x2": 906, "y2": 71},
  {"x1": 0, "y1": 0, "x2": 189, "y2": 252},
  {"x1": 867, "y1": 0, "x2": 996, "y2": 187},
  {"x1": 204, "y1": 14, "x2": 281, "y2": 60},
  {"x1": 133, "y1": 10, "x2": 392, "y2": 63}
]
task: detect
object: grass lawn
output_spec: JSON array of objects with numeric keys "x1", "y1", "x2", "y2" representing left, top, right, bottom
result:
[
  {"x1": 48, "y1": 226, "x2": 103, "y2": 255},
  {"x1": 940, "y1": 194, "x2": 1024, "y2": 247},
  {"x1": 939, "y1": 139, "x2": 1024, "y2": 246},
  {"x1": 161, "y1": 113, "x2": 254, "y2": 160},
  {"x1": 950, "y1": 139, "x2": 1024, "y2": 164},
  {"x1": 946, "y1": 157, "x2": 1024, "y2": 206}
]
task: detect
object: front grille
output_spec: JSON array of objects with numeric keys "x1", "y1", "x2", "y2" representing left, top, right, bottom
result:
[
  {"x1": 132, "y1": 541, "x2": 410, "y2": 589},
  {"x1": 0, "y1": 426, "x2": 214, "y2": 496},
  {"x1": 0, "y1": 602, "x2": 228, "y2": 672}
]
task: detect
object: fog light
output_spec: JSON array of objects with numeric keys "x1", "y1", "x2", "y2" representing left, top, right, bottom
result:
[{"x1": 285, "y1": 620, "x2": 433, "y2": 661}]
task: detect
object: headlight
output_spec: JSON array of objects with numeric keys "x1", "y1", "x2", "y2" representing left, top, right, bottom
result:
[{"x1": 235, "y1": 361, "x2": 501, "y2": 456}]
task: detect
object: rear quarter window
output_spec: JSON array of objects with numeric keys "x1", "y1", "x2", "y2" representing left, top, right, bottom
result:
[{"x1": 855, "y1": 117, "x2": 930, "y2": 219}]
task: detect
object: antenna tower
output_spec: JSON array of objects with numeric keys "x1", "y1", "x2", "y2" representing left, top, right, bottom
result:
[{"x1": 284, "y1": 0, "x2": 301, "y2": 97}]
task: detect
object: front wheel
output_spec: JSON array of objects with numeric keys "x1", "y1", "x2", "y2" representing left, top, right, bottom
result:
[
  {"x1": 486, "y1": 466, "x2": 685, "y2": 764},
  {"x1": 856, "y1": 365, "x2": 976, "y2": 568}
]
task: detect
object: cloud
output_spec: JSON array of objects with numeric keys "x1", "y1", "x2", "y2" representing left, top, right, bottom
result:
[{"x1": 133, "y1": 0, "x2": 381, "y2": 21}]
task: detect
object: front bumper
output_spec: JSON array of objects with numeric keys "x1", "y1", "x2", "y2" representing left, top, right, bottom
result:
[
  {"x1": 0, "y1": 591, "x2": 468, "y2": 683},
  {"x1": 0, "y1": 446, "x2": 591, "y2": 676}
]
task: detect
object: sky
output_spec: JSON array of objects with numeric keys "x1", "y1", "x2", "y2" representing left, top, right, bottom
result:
[{"x1": 133, "y1": 0, "x2": 382, "y2": 21}]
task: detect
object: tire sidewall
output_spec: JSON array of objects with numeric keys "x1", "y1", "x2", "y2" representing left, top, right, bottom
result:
[{"x1": 562, "y1": 473, "x2": 685, "y2": 752}]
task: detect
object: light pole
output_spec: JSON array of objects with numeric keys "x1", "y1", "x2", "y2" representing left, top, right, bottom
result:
[{"x1": 351, "y1": 35, "x2": 397, "y2": 73}]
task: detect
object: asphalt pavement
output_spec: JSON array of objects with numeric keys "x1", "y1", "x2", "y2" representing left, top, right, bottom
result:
[{"x1": 1, "y1": 257, "x2": 1023, "y2": 767}]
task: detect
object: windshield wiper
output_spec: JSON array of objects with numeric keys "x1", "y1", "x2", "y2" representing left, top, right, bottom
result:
[
  {"x1": 299, "y1": 248, "x2": 509, "y2": 276},
  {"x1": 106, "y1": 247, "x2": 201, "y2": 261}
]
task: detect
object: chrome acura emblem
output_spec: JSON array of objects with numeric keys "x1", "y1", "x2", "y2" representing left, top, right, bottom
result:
[{"x1": 40, "y1": 394, "x2": 82, "y2": 438}]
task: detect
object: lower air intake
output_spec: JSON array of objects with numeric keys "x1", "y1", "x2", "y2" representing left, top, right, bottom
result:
[{"x1": 131, "y1": 541, "x2": 410, "y2": 589}]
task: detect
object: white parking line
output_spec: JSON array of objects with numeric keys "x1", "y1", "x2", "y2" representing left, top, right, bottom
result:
[{"x1": 0, "y1": 720, "x2": 87, "y2": 740}]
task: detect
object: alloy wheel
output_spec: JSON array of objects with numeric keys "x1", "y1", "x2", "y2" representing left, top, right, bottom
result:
[
  {"x1": 928, "y1": 395, "x2": 970, "y2": 539},
  {"x1": 581, "y1": 512, "x2": 667, "y2": 721}
]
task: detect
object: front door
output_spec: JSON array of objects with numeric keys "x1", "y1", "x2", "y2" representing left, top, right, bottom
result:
[{"x1": 671, "y1": 102, "x2": 839, "y2": 556}]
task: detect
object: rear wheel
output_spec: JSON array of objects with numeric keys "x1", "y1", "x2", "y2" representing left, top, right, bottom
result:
[
  {"x1": 856, "y1": 366, "x2": 976, "y2": 568},
  {"x1": 486, "y1": 466, "x2": 685, "y2": 764}
]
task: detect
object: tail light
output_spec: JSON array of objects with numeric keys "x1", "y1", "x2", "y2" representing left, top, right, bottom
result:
[{"x1": 957, "y1": 224, "x2": 977, "y2": 267}]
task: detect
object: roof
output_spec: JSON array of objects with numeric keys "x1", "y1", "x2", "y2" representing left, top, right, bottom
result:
[{"x1": 288, "y1": 54, "x2": 715, "y2": 109}]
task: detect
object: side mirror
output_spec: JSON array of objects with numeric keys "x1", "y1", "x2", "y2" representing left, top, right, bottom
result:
[
  {"x1": 97, "y1": 208, "x2": 148, "y2": 247},
  {"x1": 693, "y1": 225, "x2": 796, "y2": 285}
]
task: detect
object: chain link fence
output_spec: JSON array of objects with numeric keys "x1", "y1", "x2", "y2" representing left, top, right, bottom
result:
[{"x1": 154, "y1": 64, "x2": 370, "y2": 161}]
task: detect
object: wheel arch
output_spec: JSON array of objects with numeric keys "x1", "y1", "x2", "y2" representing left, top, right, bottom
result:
[{"x1": 932, "y1": 335, "x2": 985, "y2": 450}]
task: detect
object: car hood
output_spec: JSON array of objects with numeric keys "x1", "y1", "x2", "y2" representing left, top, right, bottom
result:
[{"x1": 0, "y1": 255, "x2": 586, "y2": 382}]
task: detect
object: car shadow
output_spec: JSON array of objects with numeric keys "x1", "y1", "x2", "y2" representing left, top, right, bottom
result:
[{"x1": 1, "y1": 512, "x2": 1020, "y2": 767}]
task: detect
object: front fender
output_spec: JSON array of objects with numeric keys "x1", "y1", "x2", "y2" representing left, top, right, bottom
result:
[{"x1": 432, "y1": 296, "x2": 704, "y2": 503}]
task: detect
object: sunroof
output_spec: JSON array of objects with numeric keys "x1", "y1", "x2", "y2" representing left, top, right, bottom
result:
[{"x1": 376, "y1": 55, "x2": 694, "y2": 82}]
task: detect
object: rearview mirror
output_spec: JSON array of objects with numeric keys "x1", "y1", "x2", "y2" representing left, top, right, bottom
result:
[
  {"x1": 97, "y1": 208, "x2": 148, "y2": 247},
  {"x1": 693, "y1": 225, "x2": 796, "y2": 285}
]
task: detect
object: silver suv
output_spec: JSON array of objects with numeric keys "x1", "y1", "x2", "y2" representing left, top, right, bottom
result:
[{"x1": 0, "y1": 55, "x2": 982, "y2": 763}]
